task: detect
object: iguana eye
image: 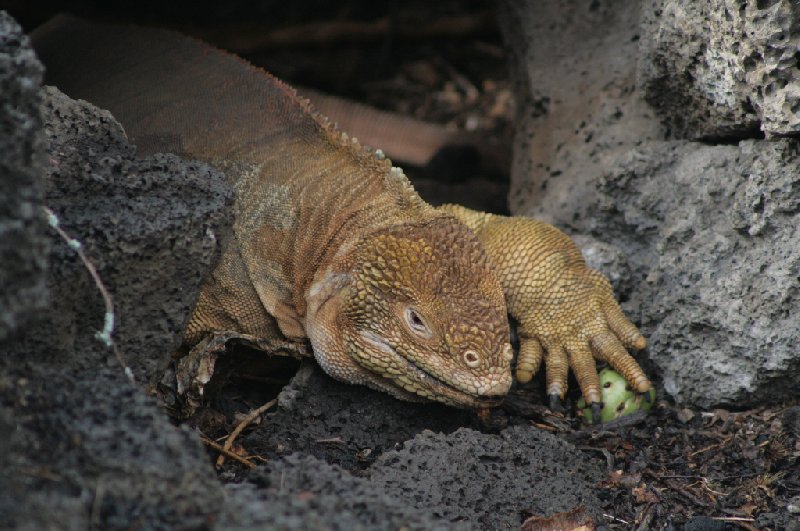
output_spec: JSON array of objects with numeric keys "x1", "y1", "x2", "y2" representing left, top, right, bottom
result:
[
  {"x1": 463, "y1": 350, "x2": 480, "y2": 368},
  {"x1": 403, "y1": 307, "x2": 431, "y2": 338}
]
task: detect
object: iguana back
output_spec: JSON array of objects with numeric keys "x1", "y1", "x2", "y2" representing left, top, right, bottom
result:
[{"x1": 34, "y1": 15, "x2": 435, "y2": 342}]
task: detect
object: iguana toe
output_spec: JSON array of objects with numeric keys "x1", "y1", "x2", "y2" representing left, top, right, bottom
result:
[
  {"x1": 515, "y1": 335, "x2": 543, "y2": 384},
  {"x1": 569, "y1": 342, "x2": 603, "y2": 406},
  {"x1": 544, "y1": 345, "x2": 570, "y2": 400},
  {"x1": 591, "y1": 331, "x2": 652, "y2": 394}
]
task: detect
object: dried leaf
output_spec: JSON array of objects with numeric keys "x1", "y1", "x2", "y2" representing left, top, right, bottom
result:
[
  {"x1": 633, "y1": 486, "x2": 659, "y2": 504},
  {"x1": 677, "y1": 408, "x2": 695, "y2": 423},
  {"x1": 605, "y1": 470, "x2": 624, "y2": 486},
  {"x1": 737, "y1": 502, "x2": 757, "y2": 516},
  {"x1": 618, "y1": 472, "x2": 642, "y2": 489},
  {"x1": 520, "y1": 506, "x2": 594, "y2": 531}
]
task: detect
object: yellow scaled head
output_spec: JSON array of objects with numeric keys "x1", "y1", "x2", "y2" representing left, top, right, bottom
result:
[{"x1": 339, "y1": 218, "x2": 513, "y2": 408}]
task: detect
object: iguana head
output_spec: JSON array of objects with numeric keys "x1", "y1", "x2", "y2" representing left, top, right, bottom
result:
[{"x1": 306, "y1": 218, "x2": 513, "y2": 409}]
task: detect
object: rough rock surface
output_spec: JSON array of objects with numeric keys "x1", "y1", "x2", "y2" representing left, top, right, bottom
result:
[
  {"x1": 0, "y1": 364, "x2": 463, "y2": 531},
  {"x1": 591, "y1": 139, "x2": 800, "y2": 408},
  {"x1": 0, "y1": 47, "x2": 237, "y2": 527},
  {"x1": 238, "y1": 363, "x2": 605, "y2": 527},
  {"x1": 239, "y1": 362, "x2": 473, "y2": 470},
  {"x1": 0, "y1": 365, "x2": 226, "y2": 530},
  {"x1": 0, "y1": 11, "x2": 47, "y2": 342},
  {"x1": 230, "y1": 425, "x2": 606, "y2": 530},
  {"x1": 372, "y1": 426, "x2": 604, "y2": 528},
  {"x1": 640, "y1": 0, "x2": 800, "y2": 139},
  {"x1": 222, "y1": 455, "x2": 456, "y2": 530},
  {"x1": 497, "y1": 0, "x2": 663, "y2": 229},
  {"x1": 8, "y1": 86, "x2": 234, "y2": 382}
]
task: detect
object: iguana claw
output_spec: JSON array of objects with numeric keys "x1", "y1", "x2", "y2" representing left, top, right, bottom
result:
[
  {"x1": 591, "y1": 402, "x2": 603, "y2": 425},
  {"x1": 548, "y1": 393, "x2": 563, "y2": 413}
]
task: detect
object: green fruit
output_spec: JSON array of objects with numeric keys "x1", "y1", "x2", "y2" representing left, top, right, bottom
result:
[{"x1": 577, "y1": 367, "x2": 656, "y2": 423}]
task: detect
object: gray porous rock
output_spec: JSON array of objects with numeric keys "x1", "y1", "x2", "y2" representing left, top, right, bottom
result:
[
  {"x1": 592, "y1": 138, "x2": 800, "y2": 408},
  {"x1": 240, "y1": 362, "x2": 473, "y2": 470},
  {"x1": 640, "y1": 0, "x2": 800, "y2": 138},
  {"x1": 501, "y1": 0, "x2": 800, "y2": 408},
  {"x1": 0, "y1": 13, "x2": 234, "y2": 530},
  {"x1": 235, "y1": 426, "x2": 603, "y2": 531},
  {"x1": 8, "y1": 86, "x2": 234, "y2": 382},
  {"x1": 222, "y1": 454, "x2": 458, "y2": 530},
  {"x1": 237, "y1": 363, "x2": 607, "y2": 529},
  {"x1": 0, "y1": 11, "x2": 48, "y2": 342},
  {"x1": 572, "y1": 234, "x2": 636, "y2": 299},
  {"x1": 0, "y1": 365, "x2": 225, "y2": 531},
  {"x1": 371, "y1": 426, "x2": 605, "y2": 528},
  {"x1": 497, "y1": 0, "x2": 663, "y2": 229}
]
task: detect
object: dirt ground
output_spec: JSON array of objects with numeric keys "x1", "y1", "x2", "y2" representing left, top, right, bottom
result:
[{"x1": 205, "y1": 356, "x2": 799, "y2": 529}]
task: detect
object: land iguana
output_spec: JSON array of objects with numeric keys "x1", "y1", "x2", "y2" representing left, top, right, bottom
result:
[{"x1": 32, "y1": 16, "x2": 651, "y2": 420}]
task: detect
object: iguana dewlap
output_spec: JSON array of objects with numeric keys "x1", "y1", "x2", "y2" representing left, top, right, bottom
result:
[{"x1": 32, "y1": 16, "x2": 651, "y2": 412}]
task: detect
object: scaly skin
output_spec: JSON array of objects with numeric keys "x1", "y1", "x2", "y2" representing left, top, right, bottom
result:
[
  {"x1": 304, "y1": 219, "x2": 513, "y2": 407},
  {"x1": 33, "y1": 16, "x2": 651, "y2": 414},
  {"x1": 440, "y1": 205, "x2": 650, "y2": 407}
]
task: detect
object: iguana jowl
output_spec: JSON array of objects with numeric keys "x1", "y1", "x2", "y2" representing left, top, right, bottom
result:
[{"x1": 32, "y1": 16, "x2": 651, "y2": 414}]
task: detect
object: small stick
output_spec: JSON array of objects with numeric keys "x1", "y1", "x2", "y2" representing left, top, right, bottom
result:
[
  {"x1": 664, "y1": 479, "x2": 711, "y2": 508},
  {"x1": 200, "y1": 436, "x2": 256, "y2": 469},
  {"x1": 688, "y1": 435, "x2": 733, "y2": 457},
  {"x1": 42, "y1": 206, "x2": 135, "y2": 385},
  {"x1": 603, "y1": 513, "x2": 631, "y2": 526},
  {"x1": 315, "y1": 437, "x2": 345, "y2": 444},
  {"x1": 216, "y1": 398, "x2": 277, "y2": 468},
  {"x1": 89, "y1": 476, "x2": 106, "y2": 531}
]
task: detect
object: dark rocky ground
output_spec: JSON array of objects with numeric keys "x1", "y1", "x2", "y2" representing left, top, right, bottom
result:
[{"x1": 1, "y1": 1, "x2": 799, "y2": 530}]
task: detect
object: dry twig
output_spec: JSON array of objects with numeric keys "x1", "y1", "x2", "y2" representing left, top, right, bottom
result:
[
  {"x1": 689, "y1": 435, "x2": 733, "y2": 457},
  {"x1": 201, "y1": 436, "x2": 256, "y2": 469},
  {"x1": 216, "y1": 398, "x2": 277, "y2": 468}
]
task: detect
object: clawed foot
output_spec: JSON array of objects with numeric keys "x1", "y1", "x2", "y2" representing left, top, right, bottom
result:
[
  {"x1": 488, "y1": 222, "x2": 652, "y2": 414},
  {"x1": 437, "y1": 205, "x2": 651, "y2": 415},
  {"x1": 514, "y1": 265, "x2": 651, "y2": 417}
]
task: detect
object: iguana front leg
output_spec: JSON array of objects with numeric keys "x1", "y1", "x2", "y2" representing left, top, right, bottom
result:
[{"x1": 440, "y1": 204, "x2": 651, "y2": 413}]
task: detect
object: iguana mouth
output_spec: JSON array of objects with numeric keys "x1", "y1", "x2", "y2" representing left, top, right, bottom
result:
[{"x1": 358, "y1": 331, "x2": 506, "y2": 409}]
